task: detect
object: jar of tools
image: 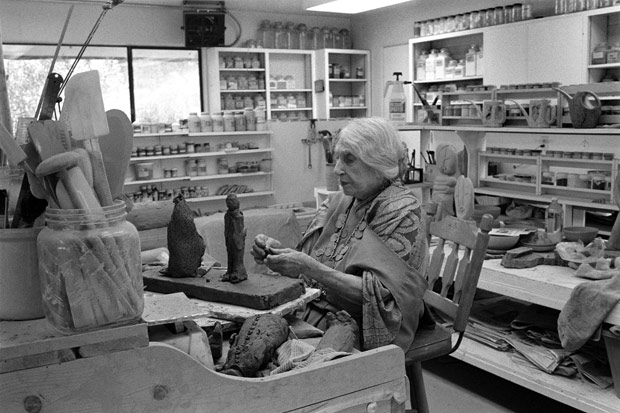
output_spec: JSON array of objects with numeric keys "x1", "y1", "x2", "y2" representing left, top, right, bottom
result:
[{"x1": 37, "y1": 201, "x2": 143, "y2": 334}]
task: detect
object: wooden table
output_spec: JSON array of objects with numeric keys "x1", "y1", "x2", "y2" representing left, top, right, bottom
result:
[{"x1": 453, "y1": 259, "x2": 620, "y2": 413}]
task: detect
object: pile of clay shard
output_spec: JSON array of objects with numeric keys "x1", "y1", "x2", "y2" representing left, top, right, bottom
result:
[
  {"x1": 164, "y1": 194, "x2": 206, "y2": 278},
  {"x1": 220, "y1": 313, "x2": 289, "y2": 377}
]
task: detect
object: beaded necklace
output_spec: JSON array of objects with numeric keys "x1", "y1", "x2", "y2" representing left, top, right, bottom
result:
[{"x1": 314, "y1": 199, "x2": 368, "y2": 265}]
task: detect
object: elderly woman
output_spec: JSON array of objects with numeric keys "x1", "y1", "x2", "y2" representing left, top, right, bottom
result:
[{"x1": 252, "y1": 117, "x2": 429, "y2": 352}]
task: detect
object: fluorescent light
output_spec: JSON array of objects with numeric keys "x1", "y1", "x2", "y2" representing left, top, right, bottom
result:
[{"x1": 306, "y1": 0, "x2": 411, "y2": 14}]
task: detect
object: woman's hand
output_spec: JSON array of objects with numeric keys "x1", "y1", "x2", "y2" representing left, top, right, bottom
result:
[
  {"x1": 250, "y1": 234, "x2": 281, "y2": 264},
  {"x1": 263, "y1": 247, "x2": 317, "y2": 279}
]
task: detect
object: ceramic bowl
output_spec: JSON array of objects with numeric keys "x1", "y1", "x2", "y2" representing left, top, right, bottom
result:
[
  {"x1": 472, "y1": 205, "x2": 501, "y2": 221},
  {"x1": 563, "y1": 226, "x2": 598, "y2": 244},
  {"x1": 487, "y1": 234, "x2": 520, "y2": 250}
]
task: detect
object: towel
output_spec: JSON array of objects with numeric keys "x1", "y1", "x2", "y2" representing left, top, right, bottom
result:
[
  {"x1": 558, "y1": 273, "x2": 620, "y2": 351},
  {"x1": 269, "y1": 339, "x2": 352, "y2": 375}
]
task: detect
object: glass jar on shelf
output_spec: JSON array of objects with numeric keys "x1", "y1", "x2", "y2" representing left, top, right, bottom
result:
[
  {"x1": 332, "y1": 28, "x2": 342, "y2": 49},
  {"x1": 297, "y1": 24, "x2": 309, "y2": 49},
  {"x1": 285, "y1": 22, "x2": 298, "y2": 49},
  {"x1": 258, "y1": 20, "x2": 275, "y2": 48},
  {"x1": 321, "y1": 27, "x2": 332, "y2": 49},
  {"x1": 340, "y1": 28, "x2": 352, "y2": 49},
  {"x1": 310, "y1": 27, "x2": 321, "y2": 49},
  {"x1": 273, "y1": 21, "x2": 287, "y2": 49},
  {"x1": 37, "y1": 202, "x2": 143, "y2": 335}
]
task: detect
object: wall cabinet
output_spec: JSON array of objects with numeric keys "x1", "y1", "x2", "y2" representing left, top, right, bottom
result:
[
  {"x1": 206, "y1": 48, "x2": 315, "y2": 121},
  {"x1": 407, "y1": 8, "x2": 611, "y2": 123},
  {"x1": 314, "y1": 49, "x2": 370, "y2": 119},
  {"x1": 124, "y1": 130, "x2": 273, "y2": 210},
  {"x1": 588, "y1": 7, "x2": 620, "y2": 83}
]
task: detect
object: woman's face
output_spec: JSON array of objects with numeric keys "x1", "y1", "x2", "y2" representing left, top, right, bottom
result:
[{"x1": 334, "y1": 149, "x2": 385, "y2": 200}]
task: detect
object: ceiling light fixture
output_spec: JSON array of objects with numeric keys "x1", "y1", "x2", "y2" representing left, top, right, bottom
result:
[{"x1": 305, "y1": 0, "x2": 411, "y2": 14}]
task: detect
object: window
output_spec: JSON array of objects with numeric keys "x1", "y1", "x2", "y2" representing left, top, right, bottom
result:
[
  {"x1": 3, "y1": 44, "x2": 202, "y2": 136},
  {"x1": 4, "y1": 45, "x2": 129, "y2": 138},
  {"x1": 131, "y1": 48, "x2": 201, "y2": 125}
]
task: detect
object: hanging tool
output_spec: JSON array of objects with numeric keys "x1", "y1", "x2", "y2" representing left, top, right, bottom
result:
[
  {"x1": 301, "y1": 119, "x2": 318, "y2": 169},
  {"x1": 319, "y1": 130, "x2": 334, "y2": 164}
]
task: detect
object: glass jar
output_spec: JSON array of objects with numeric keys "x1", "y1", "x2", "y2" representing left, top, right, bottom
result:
[
  {"x1": 273, "y1": 21, "x2": 287, "y2": 49},
  {"x1": 495, "y1": 7, "x2": 505, "y2": 24},
  {"x1": 310, "y1": 27, "x2": 321, "y2": 50},
  {"x1": 285, "y1": 22, "x2": 298, "y2": 49},
  {"x1": 321, "y1": 27, "x2": 332, "y2": 49},
  {"x1": 297, "y1": 24, "x2": 309, "y2": 49},
  {"x1": 258, "y1": 20, "x2": 275, "y2": 49},
  {"x1": 37, "y1": 202, "x2": 143, "y2": 334},
  {"x1": 186, "y1": 159, "x2": 198, "y2": 176},
  {"x1": 331, "y1": 28, "x2": 342, "y2": 49},
  {"x1": 512, "y1": 3, "x2": 523, "y2": 22},
  {"x1": 340, "y1": 28, "x2": 352, "y2": 49}
]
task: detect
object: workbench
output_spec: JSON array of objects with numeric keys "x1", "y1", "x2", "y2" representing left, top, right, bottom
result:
[
  {"x1": 454, "y1": 258, "x2": 620, "y2": 413},
  {"x1": 0, "y1": 289, "x2": 409, "y2": 412}
]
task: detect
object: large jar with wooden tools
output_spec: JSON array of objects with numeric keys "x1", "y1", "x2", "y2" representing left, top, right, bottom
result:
[{"x1": 37, "y1": 201, "x2": 143, "y2": 335}]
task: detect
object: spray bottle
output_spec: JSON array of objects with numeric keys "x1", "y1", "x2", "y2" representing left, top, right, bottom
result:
[{"x1": 384, "y1": 72, "x2": 409, "y2": 124}]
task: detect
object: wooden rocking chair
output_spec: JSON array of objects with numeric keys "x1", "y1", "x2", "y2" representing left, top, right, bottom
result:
[{"x1": 404, "y1": 204, "x2": 494, "y2": 412}]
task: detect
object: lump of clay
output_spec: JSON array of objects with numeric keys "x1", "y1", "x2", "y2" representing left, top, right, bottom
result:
[
  {"x1": 165, "y1": 194, "x2": 206, "y2": 278},
  {"x1": 220, "y1": 313, "x2": 289, "y2": 377}
]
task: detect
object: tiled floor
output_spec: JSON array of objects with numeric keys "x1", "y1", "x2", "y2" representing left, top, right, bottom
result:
[{"x1": 421, "y1": 356, "x2": 583, "y2": 412}]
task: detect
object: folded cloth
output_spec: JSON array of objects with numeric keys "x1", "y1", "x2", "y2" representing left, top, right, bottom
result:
[
  {"x1": 269, "y1": 339, "x2": 352, "y2": 375},
  {"x1": 558, "y1": 273, "x2": 620, "y2": 351}
]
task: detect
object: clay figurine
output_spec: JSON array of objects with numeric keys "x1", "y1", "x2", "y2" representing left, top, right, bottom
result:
[
  {"x1": 431, "y1": 144, "x2": 459, "y2": 221},
  {"x1": 220, "y1": 313, "x2": 289, "y2": 377},
  {"x1": 221, "y1": 193, "x2": 248, "y2": 284},
  {"x1": 164, "y1": 194, "x2": 206, "y2": 278}
]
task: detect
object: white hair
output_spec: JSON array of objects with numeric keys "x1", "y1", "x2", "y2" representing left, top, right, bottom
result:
[{"x1": 335, "y1": 117, "x2": 404, "y2": 180}]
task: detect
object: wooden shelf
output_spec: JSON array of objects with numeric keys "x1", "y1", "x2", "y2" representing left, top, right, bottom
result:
[{"x1": 453, "y1": 337, "x2": 620, "y2": 413}]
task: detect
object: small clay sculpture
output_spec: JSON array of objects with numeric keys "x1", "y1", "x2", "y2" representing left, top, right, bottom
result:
[
  {"x1": 431, "y1": 144, "x2": 459, "y2": 221},
  {"x1": 164, "y1": 194, "x2": 206, "y2": 278},
  {"x1": 221, "y1": 194, "x2": 248, "y2": 284},
  {"x1": 220, "y1": 313, "x2": 289, "y2": 377}
]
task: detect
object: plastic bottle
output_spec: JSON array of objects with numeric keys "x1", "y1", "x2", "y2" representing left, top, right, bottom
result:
[
  {"x1": 434, "y1": 48, "x2": 450, "y2": 79},
  {"x1": 425, "y1": 49, "x2": 437, "y2": 81},
  {"x1": 384, "y1": 72, "x2": 407, "y2": 124},
  {"x1": 254, "y1": 106, "x2": 267, "y2": 131},
  {"x1": 416, "y1": 51, "x2": 427, "y2": 81},
  {"x1": 234, "y1": 111, "x2": 246, "y2": 131},
  {"x1": 465, "y1": 45, "x2": 477, "y2": 77},
  {"x1": 188, "y1": 112, "x2": 201, "y2": 133},
  {"x1": 244, "y1": 107, "x2": 256, "y2": 131},
  {"x1": 454, "y1": 59, "x2": 465, "y2": 78},
  {"x1": 545, "y1": 198, "x2": 564, "y2": 243},
  {"x1": 199, "y1": 112, "x2": 212, "y2": 132},
  {"x1": 223, "y1": 111, "x2": 235, "y2": 132}
]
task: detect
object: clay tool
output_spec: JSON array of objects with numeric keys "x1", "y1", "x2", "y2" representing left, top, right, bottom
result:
[{"x1": 60, "y1": 70, "x2": 112, "y2": 206}]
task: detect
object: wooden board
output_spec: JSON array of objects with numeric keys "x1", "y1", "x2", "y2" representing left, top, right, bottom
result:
[
  {"x1": 143, "y1": 266, "x2": 306, "y2": 311},
  {"x1": 0, "y1": 342, "x2": 407, "y2": 412}
]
